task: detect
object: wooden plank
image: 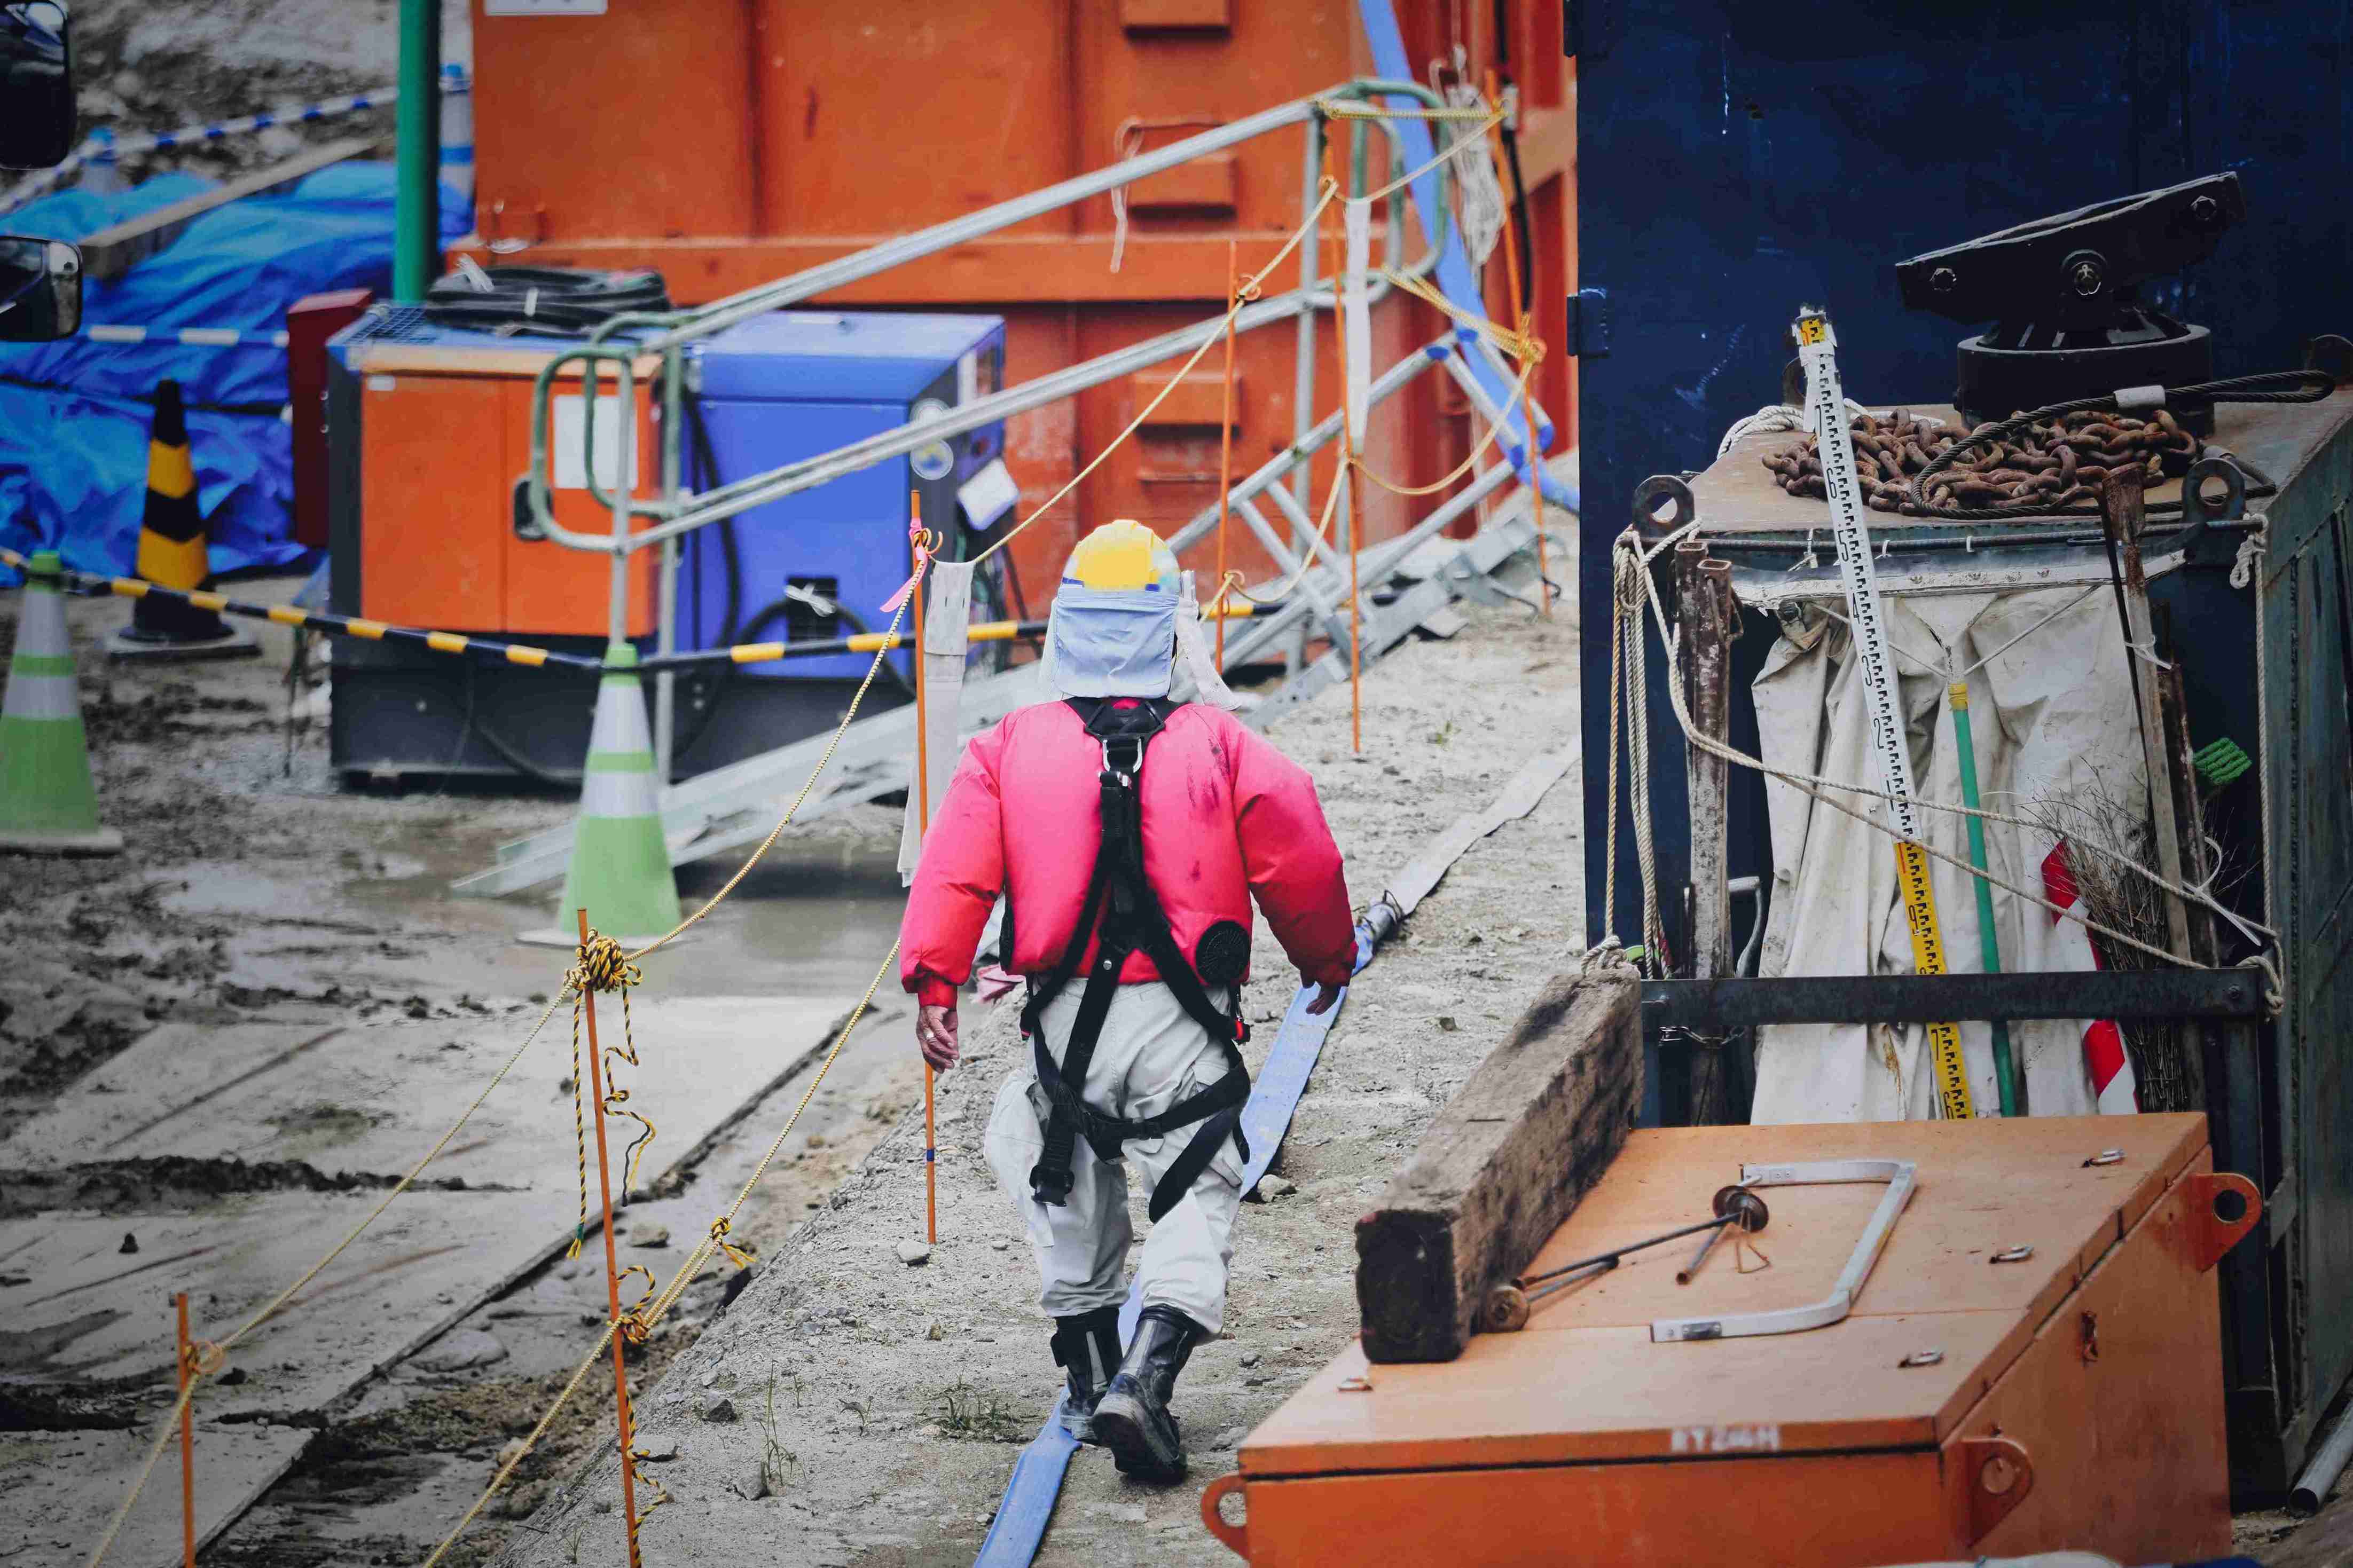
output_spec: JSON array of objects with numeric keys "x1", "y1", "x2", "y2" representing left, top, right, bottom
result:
[
  {"x1": 79, "y1": 135, "x2": 379, "y2": 281},
  {"x1": 1353, "y1": 958, "x2": 1643, "y2": 1363}
]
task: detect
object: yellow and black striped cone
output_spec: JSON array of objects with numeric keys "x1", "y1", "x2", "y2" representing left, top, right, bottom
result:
[
  {"x1": 107, "y1": 378, "x2": 256, "y2": 661},
  {"x1": 1, "y1": 551, "x2": 123, "y2": 856},
  {"x1": 518, "y1": 642, "x2": 684, "y2": 948}
]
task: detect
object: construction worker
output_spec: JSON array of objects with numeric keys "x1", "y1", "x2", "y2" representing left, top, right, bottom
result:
[{"x1": 901, "y1": 519, "x2": 1354, "y2": 1483}]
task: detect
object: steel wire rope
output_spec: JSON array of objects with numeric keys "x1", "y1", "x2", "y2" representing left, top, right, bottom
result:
[
  {"x1": 1609, "y1": 525, "x2": 2270, "y2": 970},
  {"x1": 1901, "y1": 371, "x2": 2334, "y2": 521},
  {"x1": 1616, "y1": 516, "x2": 2270, "y2": 935}
]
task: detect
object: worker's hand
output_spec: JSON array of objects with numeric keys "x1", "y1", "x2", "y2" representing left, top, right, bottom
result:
[
  {"x1": 1304, "y1": 981, "x2": 1344, "y2": 1017},
  {"x1": 916, "y1": 1003, "x2": 960, "y2": 1071}
]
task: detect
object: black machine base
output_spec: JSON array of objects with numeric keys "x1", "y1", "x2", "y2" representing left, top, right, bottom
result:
[
  {"x1": 1897, "y1": 172, "x2": 2246, "y2": 436},
  {"x1": 1956, "y1": 314, "x2": 2215, "y2": 434},
  {"x1": 328, "y1": 638, "x2": 904, "y2": 785}
]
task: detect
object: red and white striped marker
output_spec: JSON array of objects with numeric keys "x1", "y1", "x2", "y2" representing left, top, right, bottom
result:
[{"x1": 2041, "y1": 842, "x2": 2140, "y2": 1115}]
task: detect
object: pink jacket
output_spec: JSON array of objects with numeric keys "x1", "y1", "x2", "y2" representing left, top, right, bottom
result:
[{"x1": 901, "y1": 700, "x2": 1355, "y2": 1008}]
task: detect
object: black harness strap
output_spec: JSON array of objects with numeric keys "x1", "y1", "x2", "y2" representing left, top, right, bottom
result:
[{"x1": 1023, "y1": 698, "x2": 1252, "y2": 1222}]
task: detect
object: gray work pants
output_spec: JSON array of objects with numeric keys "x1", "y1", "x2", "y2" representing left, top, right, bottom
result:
[{"x1": 981, "y1": 981, "x2": 1246, "y2": 1335}]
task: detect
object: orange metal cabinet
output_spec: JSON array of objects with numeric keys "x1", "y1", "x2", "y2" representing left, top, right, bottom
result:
[
  {"x1": 355, "y1": 370, "x2": 506, "y2": 631},
  {"x1": 1202, "y1": 1115, "x2": 2258, "y2": 1567},
  {"x1": 343, "y1": 341, "x2": 656, "y2": 638}
]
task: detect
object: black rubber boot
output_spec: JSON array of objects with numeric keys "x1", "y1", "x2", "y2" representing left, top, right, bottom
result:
[
  {"x1": 1091, "y1": 1303, "x2": 1202, "y2": 1482},
  {"x1": 1050, "y1": 1305, "x2": 1123, "y2": 1443}
]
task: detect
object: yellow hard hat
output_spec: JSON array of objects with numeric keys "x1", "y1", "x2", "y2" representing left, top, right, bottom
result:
[{"x1": 1061, "y1": 519, "x2": 1180, "y2": 594}]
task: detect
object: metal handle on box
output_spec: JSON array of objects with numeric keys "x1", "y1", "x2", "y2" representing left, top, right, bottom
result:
[{"x1": 1199, "y1": 1472, "x2": 1249, "y2": 1557}]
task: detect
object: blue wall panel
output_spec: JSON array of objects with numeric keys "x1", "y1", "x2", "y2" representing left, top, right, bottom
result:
[{"x1": 1575, "y1": 1, "x2": 2353, "y2": 942}]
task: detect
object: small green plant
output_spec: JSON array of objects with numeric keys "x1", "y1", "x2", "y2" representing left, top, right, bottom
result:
[
  {"x1": 938, "y1": 1377, "x2": 1024, "y2": 1443},
  {"x1": 755, "y1": 1373, "x2": 798, "y2": 1496},
  {"x1": 1430, "y1": 718, "x2": 1456, "y2": 747}
]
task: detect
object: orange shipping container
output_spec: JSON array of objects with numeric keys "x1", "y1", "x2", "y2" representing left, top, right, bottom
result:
[{"x1": 454, "y1": 0, "x2": 1574, "y2": 609}]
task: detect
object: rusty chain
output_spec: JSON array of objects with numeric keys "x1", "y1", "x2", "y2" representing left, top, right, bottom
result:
[{"x1": 1764, "y1": 407, "x2": 2198, "y2": 517}]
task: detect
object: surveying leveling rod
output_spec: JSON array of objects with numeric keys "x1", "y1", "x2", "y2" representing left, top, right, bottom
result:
[{"x1": 1793, "y1": 308, "x2": 1978, "y2": 1120}]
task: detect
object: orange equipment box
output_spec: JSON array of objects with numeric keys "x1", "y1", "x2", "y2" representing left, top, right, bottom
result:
[
  {"x1": 1202, "y1": 1115, "x2": 2259, "y2": 1567},
  {"x1": 338, "y1": 334, "x2": 657, "y2": 638}
]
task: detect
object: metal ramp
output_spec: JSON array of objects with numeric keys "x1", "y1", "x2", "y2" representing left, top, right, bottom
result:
[{"x1": 451, "y1": 479, "x2": 1552, "y2": 901}]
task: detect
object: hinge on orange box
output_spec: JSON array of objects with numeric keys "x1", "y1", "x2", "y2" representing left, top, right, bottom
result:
[
  {"x1": 2185, "y1": 1170, "x2": 2263, "y2": 1272},
  {"x1": 1962, "y1": 1434, "x2": 2034, "y2": 1542}
]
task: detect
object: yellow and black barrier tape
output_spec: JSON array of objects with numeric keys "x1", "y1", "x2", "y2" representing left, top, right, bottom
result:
[
  {"x1": 4, "y1": 546, "x2": 1293, "y2": 680},
  {"x1": 0, "y1": 544, "x2": 601, "y2": 673}
]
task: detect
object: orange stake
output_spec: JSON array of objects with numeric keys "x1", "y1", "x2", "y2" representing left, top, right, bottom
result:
[
  {"x1": 1485, "y1": 69, "x2": 1547, "y2": 618},
  {"x1": 1215, "y1": 239, "x2": 1239, "y2": 668},
  {"x1": 175, "y1": 1293, "x2": 195, "y2": 1568},
  {"x1": 575, "y1": 908, "x2": 642, "y2": 1568}
]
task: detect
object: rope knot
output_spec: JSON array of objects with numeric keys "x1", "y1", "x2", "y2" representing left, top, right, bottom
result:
[
  {"x1": 568, "y1": 931, "x2": 640, "y2": 996},
  {"x1": 879, "y1": 526, "x2": 940, "y2": 614},
  {"x1": 710, "y1": 1217, "x2": 755, "y2": 1269},
  {"x1": 184, "y1": 1340, "x2": 227, "y2": 1379}
]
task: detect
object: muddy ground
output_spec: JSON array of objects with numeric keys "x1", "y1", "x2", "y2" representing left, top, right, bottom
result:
[
  {"x1": 0, "y1": 587, "x2": 925, "y2": 1568},
  {"x1": 57, "y1": 0, "x2": 471, "y2": 192}
]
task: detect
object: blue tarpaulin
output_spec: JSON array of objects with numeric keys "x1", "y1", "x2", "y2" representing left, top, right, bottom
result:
[{"x1": 0, "y1": 162, "x2": 468, "y2": 585}]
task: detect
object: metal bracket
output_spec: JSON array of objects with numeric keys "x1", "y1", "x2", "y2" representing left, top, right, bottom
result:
[
  {"x1": 1199, "y1": 1474, "x2": 1249, "y2": 1557},
  {"x1": 1563, "y1": 287, "x2": 1612, "y2": 358},
  {"x1": 1961, "y1": 1435, "x2": 2035, "y2": 1542},
  {"x1": 1633, "y1": 472, "x2": 1696, "y2": 534},
  {"x1": 2181, "y1": 454, "x2": 2249, "y2": 533},
  {"x1": 2185, "y1": 1171, "x2": 2263, "y2": 1273},
  {"x1": 1652, "y1": 1159, "x2": 1916, "y2": 1342}
]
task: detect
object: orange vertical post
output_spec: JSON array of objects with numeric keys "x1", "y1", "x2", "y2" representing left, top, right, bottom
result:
[
  {"x1": 175, "y1": 1293, "x2": 195, "y2": 1568},
  {"x1": 575, "y1": 909, "x2": 642, "y2": 1568},
  {"x1": 1215, "y1": 239, "x2": 1238, "y2": 667},
  {"x1": 1321, "y1": 139, "x2": 1366, "y2": 754},
  {"x1": 912, "y1": 488, "x2": 937, "y2": 1246}
]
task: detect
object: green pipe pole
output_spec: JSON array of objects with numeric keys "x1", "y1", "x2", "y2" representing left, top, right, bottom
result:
[
  {"x1": 393, "y1": 0, "x2": 440, "y2": 302},
  {"x1": 1950, "y1": 680, "x2": 2020, "y2": 1116}
]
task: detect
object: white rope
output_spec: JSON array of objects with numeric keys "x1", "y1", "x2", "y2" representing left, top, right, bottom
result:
[
  {"x1": 1438, "y1": 72, "x2": 1505, "y2": 267},
  {"x1": 1613, "y1": 527, "x2": 2275, "y2": 967},
  {"x1": 1715, "y1": 401, "x2": 1944, "y2": 462}
]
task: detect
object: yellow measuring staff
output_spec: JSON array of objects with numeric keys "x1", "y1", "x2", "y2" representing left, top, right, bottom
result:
[{"x1": 1793, "y1": 308, "x2": 1975, "y2": 1120}]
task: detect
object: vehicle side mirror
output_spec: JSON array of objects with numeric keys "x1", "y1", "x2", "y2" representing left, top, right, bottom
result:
[
  {"x1": 0, "y1": 235, "x2": 81, "y2": 341},
  {"x1": 0, "y1": 2, "x2": 74, "y2": 171}
]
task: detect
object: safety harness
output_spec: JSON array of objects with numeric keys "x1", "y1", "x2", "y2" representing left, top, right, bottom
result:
[{"x1": 1023, "y1": 697, "x2": 1253, "y2": 1222}]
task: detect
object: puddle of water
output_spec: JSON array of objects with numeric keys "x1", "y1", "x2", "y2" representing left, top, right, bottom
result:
[{"x1": 661, "y1": 833, "x2": 911, "y2": 998}]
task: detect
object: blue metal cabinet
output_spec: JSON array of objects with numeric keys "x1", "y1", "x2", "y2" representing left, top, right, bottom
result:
[{"x1": 684, "y1": 310, "x2": 1008, "y2": 683}]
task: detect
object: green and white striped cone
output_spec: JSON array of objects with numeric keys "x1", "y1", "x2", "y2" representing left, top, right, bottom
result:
[
  {"x1": 520, "y1": 642, "x2": 681, "y2": 947},
  {"x1": 0, "y1": 552, "x2": 123, "y2": 856}
]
